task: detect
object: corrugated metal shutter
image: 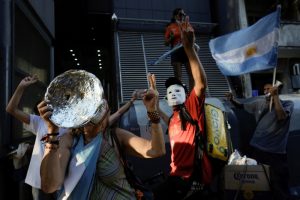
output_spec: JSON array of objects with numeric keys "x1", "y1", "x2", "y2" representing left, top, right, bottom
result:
[{"x1": 118, "y1": 31, "x2": 229, "y2": 102}]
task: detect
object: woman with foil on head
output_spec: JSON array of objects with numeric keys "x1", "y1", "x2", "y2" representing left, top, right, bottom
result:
[{"x1": 38, "y1": 70, "x2": 165, "y2": 200}]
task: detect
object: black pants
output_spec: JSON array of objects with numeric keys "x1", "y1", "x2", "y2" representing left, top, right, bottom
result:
[
  {"x1": 38, "y1": 189, "x2": 57, "y2": 200},
  {"x1": 251, "y1": 147, "x2": 290, "y2": 200},
  {"x1": 153, "y1": 176, "x2": 192, "y2": 200}
]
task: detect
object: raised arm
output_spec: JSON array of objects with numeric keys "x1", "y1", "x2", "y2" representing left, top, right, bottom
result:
[
  {"x1": 38, "y1": 101, "x2": 73, "y2": 193},
  {"x1": 116, "y1": 74, "x2": 165, "y2": 158},
  {"x1": 6, "y1": 75, "x2": 38, "y2": 124},
  {"x1": 180, "y1": 17, "x2": 207, "y2": 97},
  {"x1": 109, "y1": 90, "x2": 138, "y2": 126},
  {"x1": 226, "y1": 92, "x2": 244, "y2": 109},
  {"x1": 148, "y1": 73, "x2": 170, "y2": 125},
  {"x1": 270, "y1": 86, "x2": 287, "y2": 120}
]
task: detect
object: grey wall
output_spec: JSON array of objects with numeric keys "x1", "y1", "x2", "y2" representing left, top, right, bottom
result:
[
  {"x1": 28, "y1": 0, "x2": 55, "y2": 37},
  {"x1": 210, "y1": 0, "x2": 239, "y2": 35}
]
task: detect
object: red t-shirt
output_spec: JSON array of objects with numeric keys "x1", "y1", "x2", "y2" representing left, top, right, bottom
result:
[
  {"x1": 168, "y1": 89, "x2": 212, "y2": 184},
  {"x1": 165, "y1": 22, "x2": 181, "y2": 47},
  {"x1": 164, "y1": 22, "x2": 194, "y2": 47}
]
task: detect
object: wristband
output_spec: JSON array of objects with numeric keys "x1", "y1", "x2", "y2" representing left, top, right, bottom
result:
[
  {"x1": 147, "y1": 111, "x2": 160, "y2": 124},
  {"x1": 41, "y1": 133, "x2": 60, "y2": 143},
  {"x1": 47, "y1": 132, "x2": 59, "y2": 136}
]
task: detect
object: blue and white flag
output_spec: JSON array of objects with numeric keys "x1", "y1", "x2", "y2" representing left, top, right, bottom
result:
[{"x1": 209, "y1": 6, "x2": 281, "y2": 76}]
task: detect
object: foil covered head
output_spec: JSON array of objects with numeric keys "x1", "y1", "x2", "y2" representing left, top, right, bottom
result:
[{"x1": 44, "y1": 69, "x2": 106, "y2": 128}]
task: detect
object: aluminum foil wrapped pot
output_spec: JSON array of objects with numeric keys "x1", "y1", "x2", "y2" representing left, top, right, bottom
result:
[{"x1": 44, "y1": 69, "x2": 106, "y2": 128}]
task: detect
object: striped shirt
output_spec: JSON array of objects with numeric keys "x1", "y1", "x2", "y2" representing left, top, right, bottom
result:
[{"x1": 90, "y1": 132, "x2": 136, "y2": 200}]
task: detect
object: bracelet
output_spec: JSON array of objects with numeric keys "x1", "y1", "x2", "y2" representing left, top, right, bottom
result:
[
  {"x1": 47, "y1": 132, "x2": 59, "y2": 136},
  {"x1": 147, "y1": 111, "x2": 160, "y2": 124},
  {"x1": 41, "y1": 133, "x2": 60, "y2": 144}
]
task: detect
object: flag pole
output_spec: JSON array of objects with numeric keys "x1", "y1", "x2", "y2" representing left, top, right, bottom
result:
[{"x1": 269, "y1": 67, "x2": 277, "y2": 112}]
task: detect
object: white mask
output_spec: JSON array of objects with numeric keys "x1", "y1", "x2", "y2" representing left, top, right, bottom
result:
[{"x1": 166, "y1": 84, "x2": 186, "y2": 106}]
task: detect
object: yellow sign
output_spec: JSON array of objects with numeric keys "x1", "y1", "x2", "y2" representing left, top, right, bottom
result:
[{"x1": 205, "y1": 103, "x2": 229, "y2": 161}]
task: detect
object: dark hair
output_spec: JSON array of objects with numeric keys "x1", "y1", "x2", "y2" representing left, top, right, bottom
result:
[
  {"x1": 172, "y1": 8, "x2": 183, "y2": 17},
  {"x1": 165, "y1": 77, "x2": 183, "y2": 88},
  {"x1": 170, "y1": 8, "x2": 183, "y2": 23},
  {"x1": 165, "y1": 77, "x2": 189, "y2": 94}
]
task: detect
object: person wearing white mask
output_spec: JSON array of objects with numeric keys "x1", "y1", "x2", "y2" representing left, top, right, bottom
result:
[{"x1": 154, "y1": 16, "x2": 213, "y2": 200}]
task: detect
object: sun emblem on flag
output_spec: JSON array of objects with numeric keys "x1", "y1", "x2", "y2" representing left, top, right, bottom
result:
[{"x1": 245, "y1": 45, "x2": 257, "y2": 58}]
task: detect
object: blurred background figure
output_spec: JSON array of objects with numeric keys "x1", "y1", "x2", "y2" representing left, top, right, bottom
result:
[
  {"x1": 6, "y1": 75, "x2": 69, "y2": 200},
  {"x1": 226, "y1": 81, "x2": 294, "y2": 200},
  {"x1": 164, "y1": 8, "x2": 194, "y2": 91}
]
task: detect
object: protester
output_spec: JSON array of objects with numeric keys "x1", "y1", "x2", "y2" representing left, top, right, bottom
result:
[
  {"x1": 154, "y1": 16, "x2": 212, "y2": 200},
  {"x1": 227, "y1": 82, "x2": 294, "y2": 200},
  {"x1": 39, "y1": 72, "x2": 165, "y2": 200},
  {"x1": 164, "y1": 8, "x2": 194, "y2": 91},
  {"x1": 109, "y1": 89, "x2": 139, "y2": 126},
  {"x1": 6, "y1": 75, "x2": 69, "y2": 200}
]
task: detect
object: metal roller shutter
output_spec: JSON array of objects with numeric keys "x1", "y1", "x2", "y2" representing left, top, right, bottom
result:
[{"x1": 118, "y1": 31, "x2": 229, "y2": 102}]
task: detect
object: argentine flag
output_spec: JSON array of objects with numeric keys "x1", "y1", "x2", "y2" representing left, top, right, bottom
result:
[{"x1": 209, "y1": 6, "x2": 281, "y2": 76}]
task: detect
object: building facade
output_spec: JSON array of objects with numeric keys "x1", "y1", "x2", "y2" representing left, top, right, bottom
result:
[{"x1": 0, "y1": 0, "x2": 55, "y2": 199}]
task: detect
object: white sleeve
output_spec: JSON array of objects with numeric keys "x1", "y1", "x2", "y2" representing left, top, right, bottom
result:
[{"x1": 23, "y1": 114, "x2": 44, "y2": 136}]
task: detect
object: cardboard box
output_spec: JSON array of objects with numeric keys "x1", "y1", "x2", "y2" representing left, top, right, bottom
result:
[
  {"x1": 223, "y1": 164, "x2": 270, "y2": 191},
  {"x1": 223, "y1": 165, "x2": 272, "y2": 200},
  {"x1": 223, "y1": 190, "x2": 272, "y2": 200}
]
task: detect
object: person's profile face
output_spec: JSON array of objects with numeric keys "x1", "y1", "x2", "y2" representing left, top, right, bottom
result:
[
  {"x1": 263, "y1": 84, "x2": 272, "y2": 95},
  {"x1": 263, "y1": 83, "x2": 272, "y2": 101}
]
